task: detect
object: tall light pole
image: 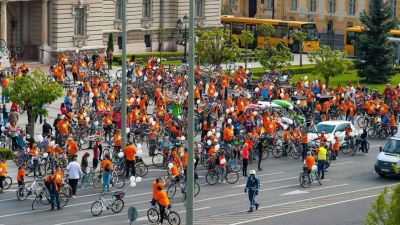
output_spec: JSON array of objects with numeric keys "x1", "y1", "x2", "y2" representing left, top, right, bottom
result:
[
  {"x1": 177, "y1": 15, "x2": 189, "y2": 63},
  {"x1": 186, "y1": 0, "x2": 195, "y2": 224},
  {"x1": 121, "y1": 0, "x2": 127, "y2": 150}
]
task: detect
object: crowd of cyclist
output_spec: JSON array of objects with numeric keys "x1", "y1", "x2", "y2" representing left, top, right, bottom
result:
[{"x1": 0, "y1": 51, "x2": 399, "y2": 222}]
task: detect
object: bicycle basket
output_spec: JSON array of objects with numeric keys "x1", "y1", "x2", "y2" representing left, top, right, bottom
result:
[{"x1": 114, "y1": 191, "x2": 125, "y2": 199}]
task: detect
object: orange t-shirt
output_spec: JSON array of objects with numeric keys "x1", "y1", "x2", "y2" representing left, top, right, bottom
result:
[
  {"x1": 305, "y1": 156, "x2": 315, "y2": 170},
  {"x1": 124, "y1": 145, "x2": 137, "y2": 161}
]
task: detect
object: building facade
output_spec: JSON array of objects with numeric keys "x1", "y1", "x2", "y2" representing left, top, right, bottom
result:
[
  {"x1": 0, "y1": 0, "x2": 221, "y2": 64},
  {"x1": 222, "y1": 0, "x2": 398, "y2": 35}
]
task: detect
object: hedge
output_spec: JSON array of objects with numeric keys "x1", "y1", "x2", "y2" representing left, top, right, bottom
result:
[
  {"x1": 0, "y1": 148, "x2": 13, "y2": 160},
  {"x1": 113, "y1": 52, "x2": 185, "y2": 64}
]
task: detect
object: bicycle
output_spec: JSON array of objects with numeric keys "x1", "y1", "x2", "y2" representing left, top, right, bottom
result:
[
  {"x1": 205, "y1": 167, "x2": 239, "y2": 185},
  {"x1": 32, "y1": 187, "x2": 69, "y2": 210},
  {"x1": 147, "y1": 205, "x2": 181, "y2": 225},
  {"x1": 166, "y1": 174, "x2": 200, "y2": 199},
  {"x1": 93, "y1": 170, "x2": 125, "y2": 189},
  {"x1": 299, "y1": 166, "x2": 321, "y2": 188},
  {"x1": 16, "y1": 178, "x2": 43, "y2": 201},
  {"x1": 79, "y1": 167, "x2": 95, "y2": 189},
  {"x1": 90, "y1": 191, "x2": 125, "y2": 216}
]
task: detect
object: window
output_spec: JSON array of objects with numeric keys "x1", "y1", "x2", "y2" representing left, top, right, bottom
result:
[
  {"x1": 228, "y1": 0, "x2": 235, "y2": 5},
  {"x1": 74, "y1": 7, "x2": 86, "y2": 36},
  {"x1": 309, "y1": 0, "x2": 316, "y2": 12},
  {"x1": 346, "y1": 31, "x2": 360, "y2": 45},
  {"x1": 195, "y1": 0, "x2": 204, "y2": 17},
  {"x1": 116, "y1": 0, "x2": 123, "y2": 20},
  {"x1": 232, "y1": 23, "x2": 245, "y2": 35},
  {"x1": 266, "y1": 0, "x2": 273, "y2": 9},
  {"x1": 349, "y1": 0, "x2": 356, "y2": 15},
  {"x1": 328, "y1": 0, "x2": 336, "y2": 13},
  {"x1": 143, "y1": 0, "x2": 151, "y2": 18},
  {"x1": 391, "y1": 0, "x2": 397, "y2": 17},
  {"x1": 144, "y1": 34, "x2": 151, "y2": 47},
  {"x1": 273, "y1": 25, "x2": 288, "y2": 38},
  {"x1": 290, "y1": 0, "x2": 297, "y2": 10}
]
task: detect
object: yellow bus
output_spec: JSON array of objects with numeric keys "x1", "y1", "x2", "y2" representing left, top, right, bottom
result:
[
  {"x1": 344, "y1": 26, "x2": 400, "y2": 57},
  {"x1": 220, "y1": 16, "x2": 320, "y2": 53}
]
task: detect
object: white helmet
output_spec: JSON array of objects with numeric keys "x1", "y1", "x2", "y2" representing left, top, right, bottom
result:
[{"x1": 250, "y1": 170, "x2": 256, "y2": 175}]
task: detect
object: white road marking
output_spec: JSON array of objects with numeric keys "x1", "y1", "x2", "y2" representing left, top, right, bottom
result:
[
  {"x1": 331, "y1": 161, "x2": 354, "y2": 166},
  {"x1": 308, "y1": 183, "x2": 349, "y2": 191},
  {"x1": 280, "y1": 190, "x2": 309, "y2": 196},
  {"x1": 230, "y1": 194, "x2": 381, "y2": 225}
]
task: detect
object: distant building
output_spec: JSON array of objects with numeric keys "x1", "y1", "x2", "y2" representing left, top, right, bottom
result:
[
  {"x1": 222, "y1": 0, "x2": 398, "y2": 35},
  {"x1": 0, "y1": 0, "x2": 221, "y2": 64}
]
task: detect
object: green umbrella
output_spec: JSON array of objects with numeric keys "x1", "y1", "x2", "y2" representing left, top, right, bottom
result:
[{"x1": 272, "y1": 100, "x2": 293, "y2": 108}]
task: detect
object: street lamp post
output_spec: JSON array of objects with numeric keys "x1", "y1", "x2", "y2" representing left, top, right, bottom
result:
[{"x1": 177, "y1": 15, "x2": 189, "y2": 63}]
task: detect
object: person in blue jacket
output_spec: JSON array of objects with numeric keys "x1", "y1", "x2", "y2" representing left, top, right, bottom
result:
[{"x1": 244, "y1": 170, "x2": 260, "y2": 212}]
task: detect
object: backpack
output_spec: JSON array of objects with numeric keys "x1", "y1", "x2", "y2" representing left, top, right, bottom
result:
[{"x1": 104, "y1": 163, "x2": 111, "y2": 172}]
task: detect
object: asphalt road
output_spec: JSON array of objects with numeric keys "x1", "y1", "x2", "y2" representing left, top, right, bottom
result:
[{"x1": 1, "y1": 139, "x2": 398, "y2": 225}]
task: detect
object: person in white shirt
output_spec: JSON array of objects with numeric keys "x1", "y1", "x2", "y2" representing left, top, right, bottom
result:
[{"x1": 66, "y1": 156, "x2": 82, "y2": 198}]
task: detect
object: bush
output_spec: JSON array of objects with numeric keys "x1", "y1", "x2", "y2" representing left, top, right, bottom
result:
[
  {"x1": 113, "y1": 52, "x2": 185, "y2": 65},
  {"x1": 0, "y1": 148, "x2": 13, "y2": 160}
]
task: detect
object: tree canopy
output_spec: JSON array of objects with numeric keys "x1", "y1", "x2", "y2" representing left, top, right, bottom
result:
[
  {"x1": 308, "y1": 46, "x2": 351, "y2": 87},
  {"x1": 256, "y1": 42, "x2": 292, "y2": 71},
  {"x1": 365, "y1": 185, "x2": 400, "y2": 225},
  {"x1": 3, "y1": 70, "x2": 64, "y2": 137},
  {"x1": 355, "y1": 0, "x2": 397, "y2": 83},
  {"x1": 195, "y1": 28, "x2": 240, "y2": 66}
]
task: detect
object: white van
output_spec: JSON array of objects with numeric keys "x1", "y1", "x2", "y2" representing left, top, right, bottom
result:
[{"x1": 375, "y1": 133, "x2": 400, "y2": 177}]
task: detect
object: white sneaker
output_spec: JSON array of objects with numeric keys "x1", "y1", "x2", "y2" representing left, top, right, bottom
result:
[
  {"x1": 72, "y1": 195, "x2": 76, "y2": 198},
  {"x1": 365, "y1": 153, "x2": 368, "y2": 156}
]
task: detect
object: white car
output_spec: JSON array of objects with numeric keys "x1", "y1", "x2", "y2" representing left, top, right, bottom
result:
[{"x1": 308, "y1": 121, "x2": 360, "y2": 147}]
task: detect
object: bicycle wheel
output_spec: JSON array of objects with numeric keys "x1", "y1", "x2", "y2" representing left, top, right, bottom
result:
[
  {"x1": 3, "y1": 176, "x2": 12, "y2": 190},
  {"x1": 37, "y1": 164, "x2": 47, "y2": 178},
  {"x1": 167, "y1": 184, "x2": 177, "y2": 199},
  {"x1": 194, "y1": 182, "x2": 200, "y2": 197},
  {"x1": 92, "y1": 176, "x2": 102, "y2": 188},
  {"x1": 40, "y1": 191, "x2": 50, "y2": 205},
  {"x1": 152, "y1": 153, "x2": 164, "y2": 167},
  {"x1": 32, "y1": 196, "x2": 41, "y2": 210},
  {"x1": 340, "y1": 143, "x2": 351, "y2": 154},
  {"x1": 299, "y1": 173, "x2": 310, "y2": 188},
  {"x1": 272, "y1": 145, "x2": 283, "y2": 158},
  {"x1": 230, "y1": 159, "x2": 241, "y2": 173},
  {"x1": 60, "y1": 193, "x2": 69, "y2": 207},
  {"x1": 111, "y1": 175, "x2": 125, "y2": 188},
  {"x1": 205, "y1": 171, "x2": 219, "y2": 185},
  {"x1": 16, "y1": 187, "x2": 29, "y2": 201},
  {"x1": 91, "y1": 201, "x2": 103, "y2": 216},
  {"x1": 111, "y1": 199, "x2": 124, "y2": 213},
  {"x1": 290, "y1": 146, "x2": 302, "y2": 159},
  {"x1": 168, "y1": 211, "x2": 181, "y2": 225},
  {"x1": 147, "y1": 208, "x2": 160, "y2": 223},
  {"x1": 225, "y1": 171, "x2": 239, "y2": 184},
  {"x1": 114, "y1": 164, "x2": 125, "y2": 177},
  {"x1": 357, "y1": 116, "x2": 367, "y2": 128},
  {"x1": 135, "y1": 162, "x2": 148, "y2": 177}
]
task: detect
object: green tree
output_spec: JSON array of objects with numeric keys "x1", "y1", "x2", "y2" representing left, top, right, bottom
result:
[
  {"x1": 365, "y1": 185, "x2": 400, "y2": 225},
  {"x1": 256, "y1": 42, "x2": 292, "y2": 71},
  {"x1": 355, "y1": 0, "x2": 397, "y2": 83},
  {"x1": 3, "y1": 70, "x2": 64, "y2": 137},
  {"x1": 241, "y1": 29, "x2": 255, "y2": 70},
  {"x1": 158, "y1": 27, "x2": 169, "y2": 59},
  {"x1": 308, "y1": 46, "x2": 351, "y2": 87},
  {"x1": 291, "y1": 31, "x2": 307, "y2": 67},
  {"x1": 195, "y1": 28, "x2": 240, "y2": 66},
  {"x1": 106, "y1": 33, "x2": 114, "y2": 54}
]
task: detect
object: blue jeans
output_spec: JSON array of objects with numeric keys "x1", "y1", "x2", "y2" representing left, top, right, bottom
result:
[
  {"x1": 102, "y1": 172, "x2": 110, "y2": 192},
  {"x1": 2, "y1": 94, "x2": 8, "y2": 103},
  {"x1": 50, "y1": 191, "x2": 61, "y2": 209},
  {"x1": 3, "y1": 117, "x2": 7, "y2": 127},
  {"x1": 248, "y1": 190, "x2": 256, "y2": 208},
  {"x1": 317, "y1": 160, "x2": 325, "y2": 179}
]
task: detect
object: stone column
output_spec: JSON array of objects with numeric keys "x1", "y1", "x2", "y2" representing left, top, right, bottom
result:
[
  {"x1": 39, "y1": 0, "x2": 51, "y2": 64},
  {"x1": 1, "y1": 1, "x2": 7, "y2": 42}
]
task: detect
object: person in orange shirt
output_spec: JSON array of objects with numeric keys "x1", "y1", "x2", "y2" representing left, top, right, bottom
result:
[
  {"x1": 0, "y1": 158, "x2": 8, "y2": 193},
  {"x1": 124, "y1": 142, "x2": 137, "y2": 178},
  {"x1": 379, "y1": 103, "x2": 389, "y2": 117},
  {"x1": 113, "y1": 129, "x2": 122, "y2": 151},
  {"x1": 155, "y1": 185, "x2": 170, "y2": 224},
  {"x1": 389, "y1": 112, "x2": 397, "y2": 136},
  {"x1": 304, "y1": 151, "x2": 316, "y2": 181},
  {"x1": 332, "y1": 135, "x2": 340, "y2": 159},
  {"x1": 265, "y1": 118, "x2": 276, "y2": 135},
  {"x1": 16, "y1": 163, "x2": 26, "y2": 190},
  {"x1": 282, "y1": 128, "x2": 292, "y2": 158},
  {"x1": 101, "y1": 154, "x2": 113, "y2": 192},
  {"x1": 223, "y1": 124, "x2": 234, "y2": 142},
  {"x1": 301, "y1": 129, "x2": 309, "y2": 160},
  {"x1": 347, "y1": 103, "x2": 356, "y2": 125},
  {"x1": 151, "y1": 177, "x2": 165, "y2": 206},
  {"x1": 57, "y1": 116, "x2": 70, "y2": 136},
  {"x1": 66, "y1": 137, "x2": 78, "y2": 159}
]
